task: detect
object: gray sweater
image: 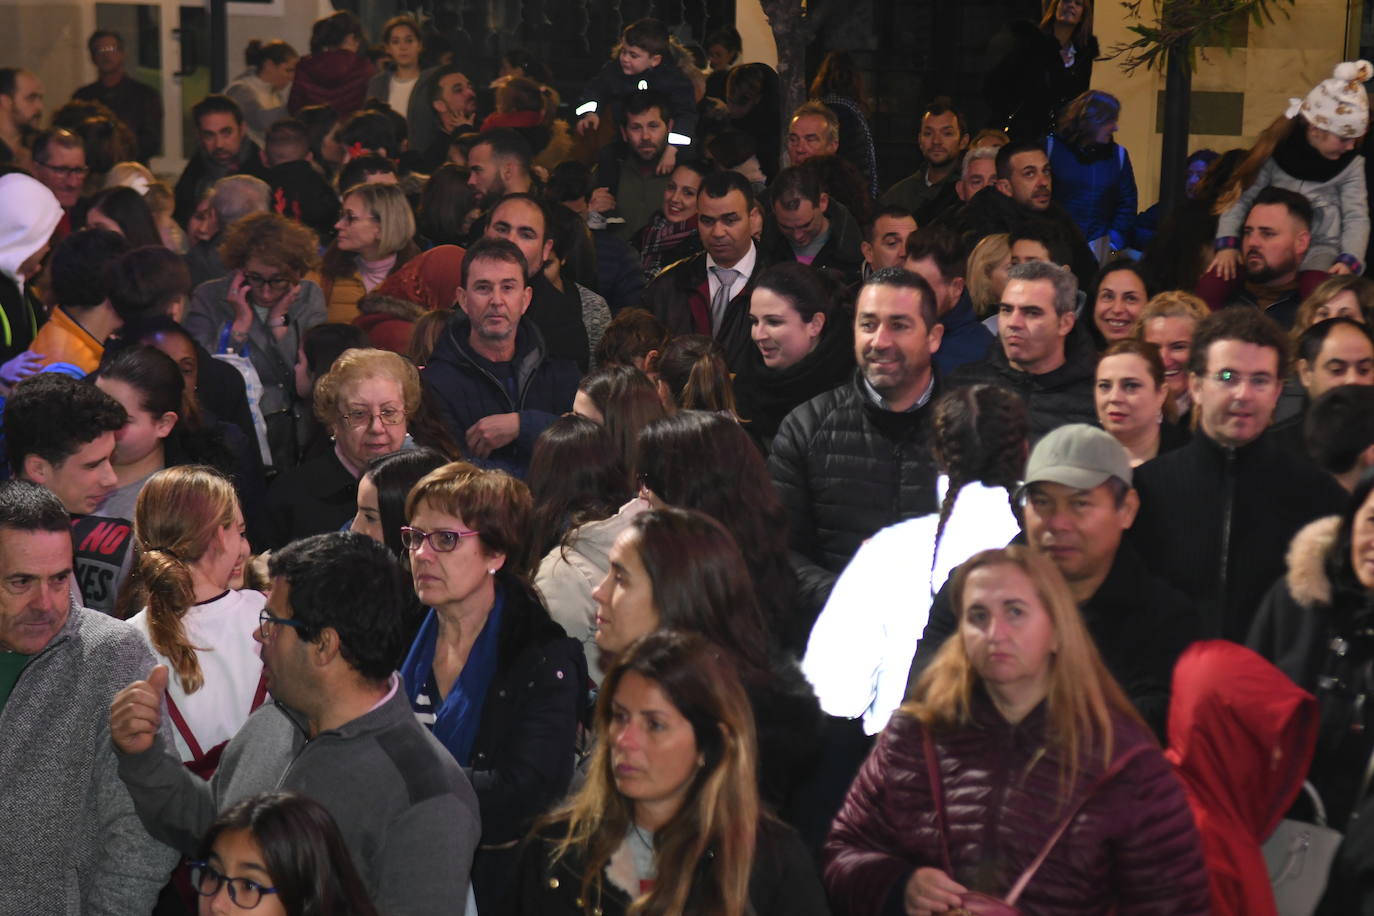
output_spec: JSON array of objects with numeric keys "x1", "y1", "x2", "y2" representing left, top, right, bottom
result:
[
  {"x1": 116, "y1": 680, "x2": 481, "y2": 916},
  {"x1": 0, "y1": 601, "x2": 178, "y2": 916}
]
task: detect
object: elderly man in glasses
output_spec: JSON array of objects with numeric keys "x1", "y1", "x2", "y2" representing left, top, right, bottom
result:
[{"x1": 111, "y1": 531, "x2": 481, "y2": 916}]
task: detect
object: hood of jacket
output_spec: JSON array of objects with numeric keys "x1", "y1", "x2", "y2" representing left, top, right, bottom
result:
[
  {"x1": 0, "y1": 173, "x2": 63, "y2": 284},
  {"x1": 1285, "y1": 515, "x2": 1341, "y2": 609},
  {"x1": 1166, "y1": 640, "x2": 1317, "y2": 842},
  {"x1": 297, "y1": 49, "x2": 372, "y2": 87}
]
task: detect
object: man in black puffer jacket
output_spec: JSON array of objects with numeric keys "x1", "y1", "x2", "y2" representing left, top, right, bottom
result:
[
  {"x1": 421, "y1": 238, "x2": 579, "y2": 477},
  {"x1": 768, "y1": 267, "x2": 943, "y2": 618}
]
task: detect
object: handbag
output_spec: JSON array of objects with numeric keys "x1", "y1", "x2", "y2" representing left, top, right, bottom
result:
[
  {"x1": 922, "y1": 729, "x2": 1150, "y2": 915},
  {"x1": 1262, "y1": 781, "x2": 1344, "y2": 916}
]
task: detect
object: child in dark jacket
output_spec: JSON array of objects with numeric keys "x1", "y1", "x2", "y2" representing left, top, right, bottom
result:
[{"x1": 575, "y1": 18, "x2": 698, "y2": 174}]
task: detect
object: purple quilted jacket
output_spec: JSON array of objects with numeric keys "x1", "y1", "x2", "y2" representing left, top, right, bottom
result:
[{"x1": 823, "y1": 690, "x2": 1210, "y2": 915}]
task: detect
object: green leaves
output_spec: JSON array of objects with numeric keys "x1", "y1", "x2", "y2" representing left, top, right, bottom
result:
[{"x1": 1108, "y1": 0, "x2": 1296, "y2": 74}]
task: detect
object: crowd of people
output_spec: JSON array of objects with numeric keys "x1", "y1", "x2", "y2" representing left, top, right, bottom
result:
[{"x1": 4, "y1": 3, "x2": 1374, "y2": 914}]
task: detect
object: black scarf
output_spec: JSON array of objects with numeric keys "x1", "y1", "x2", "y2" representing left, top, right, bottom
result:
[{"x1": 1273, "y1": 122, "x2": 1359, "y2": 183}]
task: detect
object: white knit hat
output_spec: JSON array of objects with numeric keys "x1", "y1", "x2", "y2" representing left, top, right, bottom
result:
[{"x1": 1286, "y1": 60, "x2": 1374, "y2": 139}]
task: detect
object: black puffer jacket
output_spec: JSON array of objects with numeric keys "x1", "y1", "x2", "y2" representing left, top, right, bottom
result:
[
  {"x1": 767, "y1": 371, "x2": 940, "y2": 610},
  {"x1": 945, "y1": 321, "x2": 1098, "y2": 443}
]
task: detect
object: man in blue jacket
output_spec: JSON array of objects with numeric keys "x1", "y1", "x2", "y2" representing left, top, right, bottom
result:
[
  {"x1": 903, "y1": 224, "x2": 995, "y2": 376},
  {"x1": 421, "y1": 237, "x2": 579, "y2": 476}
]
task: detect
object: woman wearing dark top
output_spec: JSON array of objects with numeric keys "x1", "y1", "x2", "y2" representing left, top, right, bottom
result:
[
  {"x1": 985, "y1": 0, "x2": 1099, "y2": 142},
  {"x1": 264, "y1": 347, "x2": 419, "y2": 548},
  {"x1": 400, "y1": 461, "x2": 585, "y2": 915},
  {"x1": 733, "y1": 262, "x2": 854, "y2": 452}
]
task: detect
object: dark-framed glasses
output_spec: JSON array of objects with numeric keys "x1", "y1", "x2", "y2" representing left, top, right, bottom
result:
[
  {"x1": 242, "y1": 271, "x2": 292, "y2": 291},
  {"x1": 188, "y1": 861, "x2": 278, "y2": 909},
  {"x1": 400, "y1": 526, "x2": 479, "y2": 552},
  {"x1": 35, "y1": 160, "x2": 90, "y2": 178},
  {"x1": 258, "y1": 609, "x2": 311, "y2": 641}
]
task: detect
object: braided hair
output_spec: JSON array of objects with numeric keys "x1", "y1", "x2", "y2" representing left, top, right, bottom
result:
[{"x1": 929, "y1": 385, "x2": 1028, "y2": 576}]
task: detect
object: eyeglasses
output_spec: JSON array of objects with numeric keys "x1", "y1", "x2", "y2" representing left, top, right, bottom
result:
[
  {"x1": 188, "y1": 861, "x2": 278, "y2": 910},
  {"x1": 92, "y1": 44, "x2": 121, "y2": 56},
  {"x1": 338, "y1": 211, "x2": 379, "y2": 225},
  {"x1": 258, "y1": 609, "x2": 312, "y2": 641},
  {"x1": 35, "y1": 161, "x2": 90, "y2": 179},
  {"x1": 341, "y1": 406, "x2": 405, "y2": 429},
  {"x1": 1207, "y1": 369, "x2": 1277, "y2": 392},
  {"x1": 242, "y1": 271, "x2": 292, "y2": 291},
  {"x1": 400, "y1": 526, "x2": 479, "y2": 552}
]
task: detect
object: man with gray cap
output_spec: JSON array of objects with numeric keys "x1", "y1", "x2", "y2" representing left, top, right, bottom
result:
[{"x1": 905, "y1": 423, "x2": 1196, "y2": 737}]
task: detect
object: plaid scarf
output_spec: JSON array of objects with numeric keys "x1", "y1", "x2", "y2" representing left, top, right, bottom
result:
[{"x1": 638, "y1": 212, "x2": 699, "y2": 277}]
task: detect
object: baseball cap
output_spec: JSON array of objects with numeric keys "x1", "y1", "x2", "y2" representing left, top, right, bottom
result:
[{"x1": 1022, "y1": 424, "x2": 1132, "y2": 492}]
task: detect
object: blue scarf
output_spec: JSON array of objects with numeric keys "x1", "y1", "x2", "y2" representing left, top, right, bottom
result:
[{"x1": 399, "y1": 585, "x2": 505, "y2": 766}]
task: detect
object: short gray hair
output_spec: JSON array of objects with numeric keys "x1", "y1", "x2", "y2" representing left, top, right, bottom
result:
[
  {"x1": 1006, "y1": 259, "x2": 1077, "y2": 316},
  {"x1": 211, "y1": 175, "x2": 271, "y2": 225},
  {"x1": 960, "y1": 146, "x2": 997, "y2": 181}
]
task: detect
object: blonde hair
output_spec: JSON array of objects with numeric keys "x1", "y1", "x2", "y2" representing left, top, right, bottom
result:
[
  {"x1": 340, "y1": 182, "x2": 416, "y2": 258},
  {"x1": 132, "y1": 466, "x2": 239, "y2": 694},
  {"x1": 903, "y1": 546, "x2": 1146, "y2": 793},
  {"x1": 1136, "y1": 289, "x2": 1208, "y2": 330},
  {"x1": 312, "y1": 347, "x2": 422, "y2": 427},
  {"x1": 105, "y1": 160, "x2": 156, "y2": 190},
  {"x1": 1292, "y1": 275, "x2": 1374, "y2": 339},
  {"x1": 966, "y1": 233, "x2": 1011, "y2": 317},
  {"x1": 542, "y1": 631, "x2": 759, "y2": 916}
]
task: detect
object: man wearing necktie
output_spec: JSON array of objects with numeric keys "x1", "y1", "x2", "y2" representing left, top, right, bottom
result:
[{"x1": 645, "y1": 170, "x2": 767, "y2": 373}]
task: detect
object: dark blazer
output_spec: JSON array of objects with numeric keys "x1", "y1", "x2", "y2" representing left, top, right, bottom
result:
[{"x1": 644, "y1": 247, "x2": 769, "y2": 373}]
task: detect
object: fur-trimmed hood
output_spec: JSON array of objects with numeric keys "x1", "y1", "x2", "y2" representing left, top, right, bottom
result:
[{"x1": 1285, "y1": 515, "x2": 1341, "y2": 608}]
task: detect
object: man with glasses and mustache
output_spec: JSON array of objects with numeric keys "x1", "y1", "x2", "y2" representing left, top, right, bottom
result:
[
  {"x1": 1131, "y1": 306, "x2": 1347, "y2": 641},
  {"x1": 110, "y1": 531, "x2": 480, "y2": 916},
  {"x1": 72, "y1": 29, "x2": 163, "y2": 163},
  {"x1": 0, "y1": 479, "x2": 177, "y2": 916}
]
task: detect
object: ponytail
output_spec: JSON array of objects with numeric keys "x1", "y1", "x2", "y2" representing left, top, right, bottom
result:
[
  {"x1": 141, "y1": 547, "x2": 204, "y2": 693},
  {"x1": 1212, "y1": 113, "x2": 1298, "y2": 216},
  {"x1": 681, "y1": 350, "x2": 738, "y2": 415},
  {"x1": 130, "y1": 466, "x2": 240, "y2": 695},
  {"x1": 244, "y1": 38, "x2": 298, "y2": 72},
  {"x1": 658, "y1": 334, "x2": 738, "y2": 415}
]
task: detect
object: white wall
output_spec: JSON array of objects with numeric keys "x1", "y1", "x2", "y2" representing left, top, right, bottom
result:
[{"x1": 736, "y1": 0, "x2": 778, "y2": 69}]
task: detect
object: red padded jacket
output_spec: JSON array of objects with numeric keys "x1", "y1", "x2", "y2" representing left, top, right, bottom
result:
[{"x1": 823, "y1": 688, "x2": 1211, "y2": 915}]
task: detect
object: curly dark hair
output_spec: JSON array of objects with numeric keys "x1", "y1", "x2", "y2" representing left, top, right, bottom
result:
[
  {"x1": 1187, "y1": 304, "x2": 1291, "y2": 380},
  {"x1": 267, "y1": 532, "x2": 409, "y2": 683},
  {"x1": 4, "y1": 374, "x2": 125, "y2": 475},
  {"x1": 218, "y1": 211, "x2": 321, "y2": 276}
]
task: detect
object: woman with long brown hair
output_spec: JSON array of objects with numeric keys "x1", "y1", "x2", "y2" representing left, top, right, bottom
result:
[
  {"x1": 824, "y1": 547, "x2": 1208, "y2": 914},
  {"x1": 125, "y1": 465, "x2": 263, "y2": 777},
  {"x1": 514, "y1": 630, "x2": 828, "y2": 916}
]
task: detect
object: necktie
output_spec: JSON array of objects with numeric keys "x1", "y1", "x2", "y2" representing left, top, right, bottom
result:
[{"x1": 708, "y1": 266, "x2": 742, "y2": 334}]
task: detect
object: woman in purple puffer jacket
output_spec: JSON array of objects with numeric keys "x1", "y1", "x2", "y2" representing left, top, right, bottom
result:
[{"x1": 823, "y1": 546, "x2": 1210, "y2": 915}]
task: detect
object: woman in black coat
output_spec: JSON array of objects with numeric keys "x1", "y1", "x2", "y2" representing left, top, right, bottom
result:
[
  {"x1": 732, "y1": 262, "x2": 855, "y2": 454},
  {"x1": 513, "y1": 631, "x2": 828, "y2": 916}
]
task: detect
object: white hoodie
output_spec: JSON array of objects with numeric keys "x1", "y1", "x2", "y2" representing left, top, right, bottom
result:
[{"x1": 0, "y1": 172, "x2": 62, "y2": 287}]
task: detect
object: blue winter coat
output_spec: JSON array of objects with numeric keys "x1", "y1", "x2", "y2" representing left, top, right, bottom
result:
[{"x1": 1048, "y1": 135, "x2": 1138, "y2": 248}]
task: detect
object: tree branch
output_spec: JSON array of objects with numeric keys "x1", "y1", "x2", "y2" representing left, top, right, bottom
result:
[{"x1": 1107, "y1": 0, "x2": 1295, "y2": 74}]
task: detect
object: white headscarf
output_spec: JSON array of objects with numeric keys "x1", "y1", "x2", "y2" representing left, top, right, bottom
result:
[{"x1": 0, "y1": 172, "x2": 62, "y2": 287}]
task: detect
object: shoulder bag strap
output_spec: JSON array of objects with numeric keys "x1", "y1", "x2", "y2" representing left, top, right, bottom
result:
[
  {"x1": 163, "y1": 691, "x2": 206, "y2": 762},
  {"x1": 1004, "y1": 744, "x2": 1152, "y2": 905},
  {"x1": 921, "y1": 726, "x2": 956, "y2": 875}
]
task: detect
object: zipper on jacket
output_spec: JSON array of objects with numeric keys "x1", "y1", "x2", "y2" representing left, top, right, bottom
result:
[{"x1": 1216, "y1": 447, "x2": 1237, "y2": 638}]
